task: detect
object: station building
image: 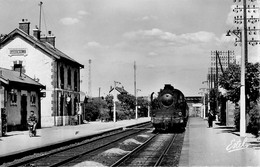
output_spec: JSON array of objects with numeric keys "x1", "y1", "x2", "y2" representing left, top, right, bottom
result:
[
  {"x1": 0, "y1": 19, "x2": 84, "y2": 127},
  {"x1": 0, "y1": 67, "x2": 45, "y2": 131}
]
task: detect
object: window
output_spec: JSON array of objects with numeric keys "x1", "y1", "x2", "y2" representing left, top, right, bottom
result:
[
  {"x1": 60, "y1": 66, "x2": 64, "y2": 89},
  {"x1": 30, "y1": 92, "x2": 36, "y2": 106},
  {"x1": 74, "y1": 71, "x2": 78, "y2": 91},
  {"x1": 68, "y1": 68, "x2": 71, "y2": 87},
  {"x1": 13, "y1": 61, "x2": 25, "y2": 73},
  {"x1": 74, "y1": 97, "x2": 78, "y2": 114},
  {"x1": 10, "y1": 89, "x2": 17, "y2": 106}
]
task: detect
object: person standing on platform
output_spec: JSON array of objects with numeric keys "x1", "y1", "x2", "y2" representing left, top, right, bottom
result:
[{"x1": 208, "y1": 110, "x2": 214, "y2": 128}]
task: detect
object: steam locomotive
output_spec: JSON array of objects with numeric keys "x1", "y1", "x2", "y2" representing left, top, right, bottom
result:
[{"x1": 150, "y1": 84, "x2": 188, "y2": 132}]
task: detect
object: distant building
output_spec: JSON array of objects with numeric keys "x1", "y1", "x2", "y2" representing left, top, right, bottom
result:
[
  {"x1": 0, "y1": 19, "x2": 84, "y2": 127},
  {"x1": 109, "y1": 86, "x2": 128, "y2": 102},
  {"x1": 0, "y1": 67, "x2": 45, "y2": 131}
]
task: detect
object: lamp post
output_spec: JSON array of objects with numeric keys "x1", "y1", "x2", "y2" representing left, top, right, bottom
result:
[
  {"x1": 135, "y1": 89, "x2": 141, "y2": 119},
  {"x1": 198, "y1": 91, "x2": 205, "y2": 118},
  {"x1": 226, "y1": 19, "x2": 247, "y2": 137},
  {"x1": 202, "y1": 80, "x2": 210, "y2": 115},
  {"x1": 200, "y1": 84, "x2": 209, "y2": 119}
]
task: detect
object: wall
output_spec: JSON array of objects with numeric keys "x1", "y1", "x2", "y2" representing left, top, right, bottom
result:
[
  {"x1": 0, "y1": 37, "x2": 54, "y2": 127},
  {"x1": 0, "y1": 36, "x2": 82, "y2": 127},
  {"x1": 5, "y1": 88, "x2": 41, "y2": 130}
]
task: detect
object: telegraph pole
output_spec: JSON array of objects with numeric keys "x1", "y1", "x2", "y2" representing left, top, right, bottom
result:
[
  {"x1": 228, "y1": 0, "x2": 259, "y2": 136},
  {"x1": 134, "y1": 61, "x2": 137, "y2": 119},
  {"x1": 239, "y1": 0, "x2": 248, "y2": 137},
  {"x1": 38, "y1": 2, "x2": 43, "y2": 31},
  {"x1": 88, "y1": 59, "x2": 92, "y2": 97}
]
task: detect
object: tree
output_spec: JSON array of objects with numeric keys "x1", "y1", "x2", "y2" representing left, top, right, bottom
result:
[
  {"x1": 117, "y1": 93, "x2": 136, "y2": 119},
  {"x1": 137, "y1": 97, "x2": 149, "y2": 117},
  {"x1": 219, "y1": 62, "x2": 260, "y2": 135},
  {"x1": 117, "y1": 93, "x2": 136, "y2": 111},
  {"x1": 84, "y1": 101, "x2": 100, "y2": 121},
  {"x1": 219, "y1": 63, "x2": 260, "y2": 104},
  {"x1": 105, "y1": 94, "x2": 114, "y2": 120}
]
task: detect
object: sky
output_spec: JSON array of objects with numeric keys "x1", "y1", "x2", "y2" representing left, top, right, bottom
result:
[{"x1": 0, "y1": 0, "x2": 259, "y2": 97}]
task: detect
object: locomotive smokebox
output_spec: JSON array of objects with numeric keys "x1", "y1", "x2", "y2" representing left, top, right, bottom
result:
[{"x1": 161, "y1": 93, "x2": 173, "y2": 106}]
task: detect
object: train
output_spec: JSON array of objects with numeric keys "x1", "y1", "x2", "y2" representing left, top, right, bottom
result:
[{"x1": 150, "y1": 84, "x2": 189, "y2": 132}]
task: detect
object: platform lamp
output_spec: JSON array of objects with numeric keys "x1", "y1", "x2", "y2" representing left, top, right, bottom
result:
[
  {"x1": 135, "y1": 89, "x2": 141, "y2": 119},
  {"x1": 199, "y1": 87, "x2": 208, "y2": 119},
  {"x1": 202, "y1": 80, "x2": 210, "y2": 117},
  {"x1": 226, "y1": 28, "x2": 246, "y2": 137}
]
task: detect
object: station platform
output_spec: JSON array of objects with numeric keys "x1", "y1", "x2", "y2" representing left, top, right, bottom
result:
[
  {"x1": 179, "y1": 117, "x2": 260, "y2": 167},
  {"x1": 0, "y1": 117, "x2": 151, "y2": 160}
]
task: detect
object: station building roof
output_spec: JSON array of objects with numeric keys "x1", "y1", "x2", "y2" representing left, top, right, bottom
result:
[{"x1": 0, "y1": 67, "x2": 45, "y2": 89}]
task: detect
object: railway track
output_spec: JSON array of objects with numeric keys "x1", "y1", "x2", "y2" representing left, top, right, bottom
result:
[
  {"x1": 111, "y1": 133, "x2": 182, "y2": 167},
  {"x1": 4, "y1": 122, "x2": 152, "y2": 167}
]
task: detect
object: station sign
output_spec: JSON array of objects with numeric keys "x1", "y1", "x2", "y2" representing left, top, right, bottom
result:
[{"x1": 9, "y1": 48, "x2": 28, "y2": 57}]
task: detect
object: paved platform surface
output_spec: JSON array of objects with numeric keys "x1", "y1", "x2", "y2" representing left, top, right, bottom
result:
[
  {"x1": 0, "y1": 117, "x2": 151, "y2": 158},
  {"x1": 179, "y1": 117, "x2": 260, "y2": 167}
]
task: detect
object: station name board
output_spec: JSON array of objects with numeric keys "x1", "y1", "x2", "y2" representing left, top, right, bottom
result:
[{"x1": 9, "y1": 48, "x2": 28, "y2": 57}]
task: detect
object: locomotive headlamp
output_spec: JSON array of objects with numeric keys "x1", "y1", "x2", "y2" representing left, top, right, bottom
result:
[
  {"x1": 178, "y1": 112, "x2": 182, "y2": 116},
  {"x1": 161, "y1": 93, "x2": 174, "y2": 106}
]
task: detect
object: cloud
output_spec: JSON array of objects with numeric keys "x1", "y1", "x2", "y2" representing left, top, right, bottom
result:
[
  {"x1": 123, "y1": 28, "x2": 219, "y2": 46},
  {"x1": 147, "y1": 52, "x2": 159, "y2": 57},
  {"x1": 135, "y1": 15, "x2": 158, "y2": 21},
  {"x1": 78, "y1": 10, "x2": 89, "y2": 16},
  {"x1": 85, "y1": 41, "x2": 102, "y2": 47},
  {"x1": 60, "y1": 17, "x2": 79, "y2": 25},
  {"x1": 60, "y1": 10, "x2": 89, "y2": 26}
]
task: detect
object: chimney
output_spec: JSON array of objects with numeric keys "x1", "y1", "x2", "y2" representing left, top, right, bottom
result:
[
  {"x1": 33, "y1": 26, "x2": 41, "y2": 40},
  {"x1": 40, "y1": 31, "x2": 55, "y2": 47},
  {"x1": 19, "y1": 19, "x2": 30, "y2": 35},
  {"x1": 46, "y1": 31, "x2": 56, "y2": 47}
]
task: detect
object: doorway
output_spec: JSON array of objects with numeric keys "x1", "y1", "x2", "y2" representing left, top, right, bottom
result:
[{"x1": 21, "y1": 94, "x2": 27, "y2": 130}]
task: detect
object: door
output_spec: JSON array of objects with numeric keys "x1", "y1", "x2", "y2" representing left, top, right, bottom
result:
[{"x1": 21, "y1": 95, "x2": 27, "y2": 130}]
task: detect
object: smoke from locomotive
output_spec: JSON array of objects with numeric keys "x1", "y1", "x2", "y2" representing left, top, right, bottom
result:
[{"x1": 150, "y1": 84, "x2": 189, "y2": 132}]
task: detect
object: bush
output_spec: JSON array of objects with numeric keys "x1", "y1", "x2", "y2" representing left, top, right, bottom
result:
[
  {"x1": 84, "y1": 102, "x2": 100, "y2": 121},
  {"x1": 234, "y1": 105, "x2": 240, "y2": 131},
  {"x1": 117, "y1": 109, "x2": 135, "y2": 120},
  {"x1": 234, "y1": 103, "x2": 260, "y2": 137},
  {"x1": 99, "y1": 108, "x2": 111, "y2": 121},
  {"x1": 247, "y1": 103, "x2": 260, "y2": 137}
]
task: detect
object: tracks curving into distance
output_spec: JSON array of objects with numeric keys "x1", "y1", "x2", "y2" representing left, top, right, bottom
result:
[
  {"x1": 5, "y1": 122, "x2": 152, "y2": 167},
  {"x1": 111, "y1": 133, "x2": 181, "y2": 167}
]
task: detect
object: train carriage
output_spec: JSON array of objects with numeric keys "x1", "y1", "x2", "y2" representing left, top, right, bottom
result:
[{"x1": 151, "y1": 84, "x2": 189, "y2": 132}]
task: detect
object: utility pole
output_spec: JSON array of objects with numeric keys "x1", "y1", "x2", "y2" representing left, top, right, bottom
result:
[
  {"x1": 134, "y1": 61, "x2": 137, "y2": 119},
  {"x1": 239, "y1": 0, "x2": 247, "y2": 137},
  {"x1": 88, "y1": 59, "x2": 92, "y2": 97},
  {"x1": 99, "y1": 87, "x2": 101, "y2": 102},
  {"x1": 227, "y1": 0, "x2": 259, "y2": 136},
  {"x1": 210, "y1": 50, "x2": 235, "y2": 117},
  {"x1": 215, "y1": 51, "x2": 219, "y2": 116},
  {"x1": 38, "y1": 2, "x2": 43, "y2": 31}
]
